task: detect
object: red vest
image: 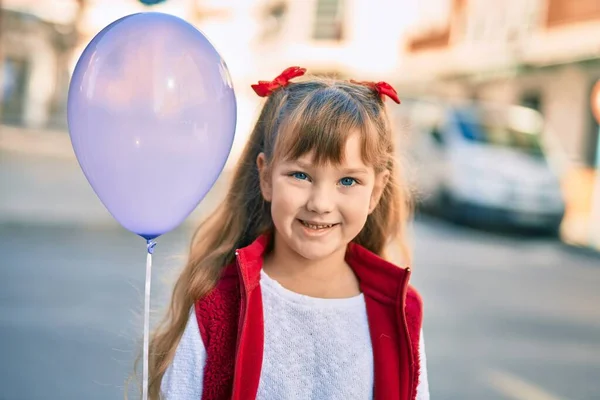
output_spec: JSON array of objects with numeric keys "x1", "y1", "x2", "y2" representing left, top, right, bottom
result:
[{"x1": 195, "y1": 234, "x2": 423, "y2": 400}]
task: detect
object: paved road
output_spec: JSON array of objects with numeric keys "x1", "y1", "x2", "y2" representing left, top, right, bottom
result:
[
  {"x1": 1, "y1": 218, "x2": 599, "y2": 400},
  {"x1": 412, "y1": 216, "x2": 600, "y2": 400},
  {"x1": 0, "y1": 224, "x2": 190, "y2": 400}
]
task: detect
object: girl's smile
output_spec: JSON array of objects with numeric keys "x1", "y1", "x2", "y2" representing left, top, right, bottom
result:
[{"x1": 297, "y1": 219, "x2": 340, "y2": 236}]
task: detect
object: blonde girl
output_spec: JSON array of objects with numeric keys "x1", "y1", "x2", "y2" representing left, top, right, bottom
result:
[{"x1": 148, "y1": 67, "x2": 429, "y2": 400}]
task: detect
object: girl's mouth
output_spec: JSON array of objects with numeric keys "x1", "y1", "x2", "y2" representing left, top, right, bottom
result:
[{"x1": 298, "y1": 219, "x2": 338, "y2": 230}]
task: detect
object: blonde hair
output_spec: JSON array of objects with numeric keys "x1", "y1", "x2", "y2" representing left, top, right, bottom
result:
[{"x1": 145, "y1": 76, "x2": 412, "y2": 398}]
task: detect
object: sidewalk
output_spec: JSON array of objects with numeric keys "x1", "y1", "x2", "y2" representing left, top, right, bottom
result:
[
  {"x1": 0, "y1": 124, "x2": 230, "y2": 229},
  {"x1": 0, "y1": 125, "x2": 75, "y2": 159}
]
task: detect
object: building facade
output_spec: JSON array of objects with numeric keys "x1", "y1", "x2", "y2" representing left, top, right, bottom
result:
[
  {"x1": 400, "y1": 0, "x2": 600, "y2": 246},
  {"x1": 2, "y1": 0, "x2": 411, "y2": 161},
  {"x1": 1, "y1": 1, "x2": 79, "y2": 130}
]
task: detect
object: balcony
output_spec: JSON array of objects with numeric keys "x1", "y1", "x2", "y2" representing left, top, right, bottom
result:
[
  {"x1": 406, "y1": 28, "x2": 451, "y2": 53},
  {"x1": 547, "y1": 0, "x2": 600, "y2": 27}
]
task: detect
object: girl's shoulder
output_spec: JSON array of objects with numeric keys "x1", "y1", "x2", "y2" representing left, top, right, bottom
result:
[
  {"x1": 197, "y1": 262, "x2": 239, "y2": 301},
  {"x1": 406, "y1": 284, "x2": 423, "y2": 307},
  {"x1": 196, "y1": 263, "x2": 240, "y2": 308},
  {"x1": 194, "y1": 263, "x2": 241, "y2": 346},
  {"x1": 405, "y1": 284, "x2": 424, "y2": 325}
]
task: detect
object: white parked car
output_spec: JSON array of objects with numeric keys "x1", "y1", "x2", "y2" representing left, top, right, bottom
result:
[{"x1": 402, "y1": 100, "x2": 566, "y2": 232}]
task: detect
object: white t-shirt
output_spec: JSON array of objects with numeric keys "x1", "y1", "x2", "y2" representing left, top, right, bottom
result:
[{"x1": 162, "y1": 270, "x2": 430, "y2": 399}]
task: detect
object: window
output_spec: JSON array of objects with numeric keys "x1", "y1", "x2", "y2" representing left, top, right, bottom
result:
[
  {"x1": 260, "y1": 1, "x2": 287, "y2": 40},
  {"x1": 453, "y1": 107, "x2": 545, "y2": 157},
  {"x1": 521, "y1": 91, "x2": 542, "y2": 112},
  {"x1": 430, "y1": 127, "x2": 445, "y2": 146},
  {"x1": 313, "y1": 0, "x2": 344, "y2": 41}
]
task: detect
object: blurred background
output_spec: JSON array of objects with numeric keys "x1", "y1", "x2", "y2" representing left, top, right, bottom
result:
[{"x1": 1, "y1": 0, "x2": 600, "y2": 399}]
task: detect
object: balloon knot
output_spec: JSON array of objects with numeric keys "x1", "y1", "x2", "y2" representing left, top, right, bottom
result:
[{"x1": 147, "y1": 240, "x2": 157, "y2": 254}]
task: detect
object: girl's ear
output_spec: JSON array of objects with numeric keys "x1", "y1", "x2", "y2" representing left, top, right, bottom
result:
[
  {"x1": 369, "y1": 169, "x2": 390, "y2": 214},
  {"x1": 256, "y1": 152, "x2": 272, "y2": 202}
]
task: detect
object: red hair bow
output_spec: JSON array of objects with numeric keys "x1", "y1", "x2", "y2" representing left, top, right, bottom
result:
[
  {"x1": 251, "y1": 66, "x2": 307, "y2": 97},
  {"x1": 350, "y1": 80, "x2": 401, "y2": 104}
]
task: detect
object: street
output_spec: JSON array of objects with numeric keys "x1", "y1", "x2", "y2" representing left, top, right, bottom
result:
[
  {"x1": 1, "y1": 150, "x2": 600, "y2": 400},
  {"x1": 3, "y1": 0, "x2": 600, "y2": 398},
  {"x1": 411, "y1": 216, "x2": 600, "y2": 400},
  {"x1": 1, "y1": 218, "x2": 599, "y2": 399}
]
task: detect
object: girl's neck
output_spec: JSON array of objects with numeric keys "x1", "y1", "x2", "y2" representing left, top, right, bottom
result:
[{"x1": 261, "y1": 233, "x2": 361, "y2": 299}]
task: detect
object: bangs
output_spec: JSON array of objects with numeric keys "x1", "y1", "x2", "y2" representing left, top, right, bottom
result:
[{"x1": 272, "y1": 86, "x2": 380, "y2": 166}]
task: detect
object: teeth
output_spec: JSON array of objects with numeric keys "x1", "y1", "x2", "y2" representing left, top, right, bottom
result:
[{"x1": 301, "y1": 221, "x2": 334, "y2": 229}]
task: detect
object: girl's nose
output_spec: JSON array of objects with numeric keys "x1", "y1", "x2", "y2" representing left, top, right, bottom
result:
[{"x1": 306, "y1": 185, "x2": 334, "y2": 214}]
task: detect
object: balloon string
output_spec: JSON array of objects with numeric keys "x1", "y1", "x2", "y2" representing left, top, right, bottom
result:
[{"x1": 143, "y1": 240, "x2": 156, "y2": 400}]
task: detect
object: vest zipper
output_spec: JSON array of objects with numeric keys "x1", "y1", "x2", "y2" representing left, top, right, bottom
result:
[
  {"x1": 232, "y1": 250, "x2": 247, "y2": 399},
  {"x1": 399, "y1": 267, "x2": 414, "y2": 400}
]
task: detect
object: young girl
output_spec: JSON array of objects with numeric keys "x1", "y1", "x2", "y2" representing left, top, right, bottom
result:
[{"x1": 149, "y1": 67, "x2": 429, "y2": 399}]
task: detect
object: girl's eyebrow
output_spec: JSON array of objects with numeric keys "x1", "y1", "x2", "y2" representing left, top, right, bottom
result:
[
  {"x1": 287, "y1": 160, "x2": 313, "y2": 170},
  {"x1": 341, "y1": 167, "x2": 369, "y2": 175},
  {"x1": 285, "y1": 160, "x2": 314, "y2": 170},
  {"x1": 290, "y1": 160, "x2": 369, "y2": 175}
]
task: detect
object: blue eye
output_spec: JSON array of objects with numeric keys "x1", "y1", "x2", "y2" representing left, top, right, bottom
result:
[
  {"x1": 292, "y1": 172, "x2": 309, "y2": 180},
  {"x1": 340, "y1": 177, "x2": 357, "y2": 187}
]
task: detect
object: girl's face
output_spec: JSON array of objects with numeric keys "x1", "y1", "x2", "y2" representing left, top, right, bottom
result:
[{"x1": 258, "y1": 133, "x2": 389, "y2": 262}]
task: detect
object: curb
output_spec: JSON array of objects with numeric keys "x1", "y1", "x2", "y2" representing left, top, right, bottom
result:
[{"x1": 559, "y1": 241, "x2": 600, "y2": 260}]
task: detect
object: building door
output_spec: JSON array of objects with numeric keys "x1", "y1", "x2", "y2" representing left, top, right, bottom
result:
[
  {"x1": 588, "y1": 79, "x2": 600, "y2": 167},
  {"x1": 1, "y1": 58, "x2": 29, "y2": 126}
]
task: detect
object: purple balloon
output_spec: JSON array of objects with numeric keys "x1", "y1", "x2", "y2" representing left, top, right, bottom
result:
[{"x1": 68, "y1": 13, "x2": 236, "y2": 240}]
